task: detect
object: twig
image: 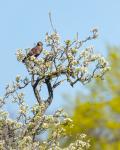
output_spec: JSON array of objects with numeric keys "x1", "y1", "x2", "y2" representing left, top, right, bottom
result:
[{"x1": 49, "y1": 12, "x2": 57, "y2": 33}]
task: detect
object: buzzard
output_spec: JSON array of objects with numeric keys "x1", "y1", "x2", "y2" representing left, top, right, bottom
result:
[{"x1": 22, "y1": 41, "x2": 43, "y2": 62}]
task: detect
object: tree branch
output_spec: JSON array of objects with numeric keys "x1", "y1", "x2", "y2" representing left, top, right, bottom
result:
[
  {"x1": 31, "y1": 75, "x2": 42, "y2": 104},
  {"x1": 45, "y1": 77, "x2": 53, "y2": 106}
]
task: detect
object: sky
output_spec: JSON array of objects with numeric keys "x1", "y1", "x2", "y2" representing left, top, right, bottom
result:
[{"x1": 0, "y1": 0, "x2": 120, "y2": 112}]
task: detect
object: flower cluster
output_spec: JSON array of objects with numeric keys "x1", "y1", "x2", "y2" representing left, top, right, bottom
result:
[
  {"x1": 45, "y1": 32, "x2": 60, "y2": 45},
  {"x1": 16, "y1": 49, "x2": 25, "y2": 62}
]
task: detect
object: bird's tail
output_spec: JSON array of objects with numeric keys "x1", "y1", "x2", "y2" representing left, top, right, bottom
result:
[{"x1": 22, "y1": 57, "x2": 26, "y2": 63}]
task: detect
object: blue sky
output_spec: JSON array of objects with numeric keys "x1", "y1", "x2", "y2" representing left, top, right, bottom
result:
[{"x1": 0, "y1": 0, "x2": 120, "y2": 112}]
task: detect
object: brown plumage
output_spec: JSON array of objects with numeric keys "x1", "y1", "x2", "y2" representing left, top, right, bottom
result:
[{"x1": 22, "y1": 41, "x2": 43, "y2": 62}]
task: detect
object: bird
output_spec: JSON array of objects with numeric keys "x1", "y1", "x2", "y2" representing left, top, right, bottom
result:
[{"x1": 22, "y1": 41, "x2": 43, "y2": 62}]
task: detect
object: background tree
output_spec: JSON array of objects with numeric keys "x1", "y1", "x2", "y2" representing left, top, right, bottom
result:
[
  {"x1": 0, "y1": 28, "x2": 109, "y2": 149},
  {"x1": 63, "y1": 46, "x2": 120, "y2": 150}
]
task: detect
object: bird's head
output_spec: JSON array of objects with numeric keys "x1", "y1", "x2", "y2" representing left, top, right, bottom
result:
[{"x1": 37, "y1": 41, "x2": 43, "y2": 46}]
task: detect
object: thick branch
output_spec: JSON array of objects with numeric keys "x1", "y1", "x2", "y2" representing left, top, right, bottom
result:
[
  {"x1": 45, "y1": 77, "x2": 53, "y2": 106},
  {"x1": 31, "y1": 76, "x2": 42, "y2": 104}
]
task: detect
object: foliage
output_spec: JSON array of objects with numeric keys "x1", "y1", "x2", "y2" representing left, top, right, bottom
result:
[
  {"x1": 0, "y1": 28, "x2": 109, "y2": 149},
  {"x1": 63, "y1": 46, "x2": 120, "y2": 150}
]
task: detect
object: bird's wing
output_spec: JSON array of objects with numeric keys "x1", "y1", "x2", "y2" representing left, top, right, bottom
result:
[{"x1": 27, "y1": 47, "x2": 37, "y2": 56}]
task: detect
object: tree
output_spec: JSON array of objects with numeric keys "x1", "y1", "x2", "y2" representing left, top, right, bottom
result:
[
  {"x1": 0, "y1": 28, "x2": 109, "y2": 149},
  {"x1": 63, "y1": 46, "x2": 120, "y2": 150}
]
